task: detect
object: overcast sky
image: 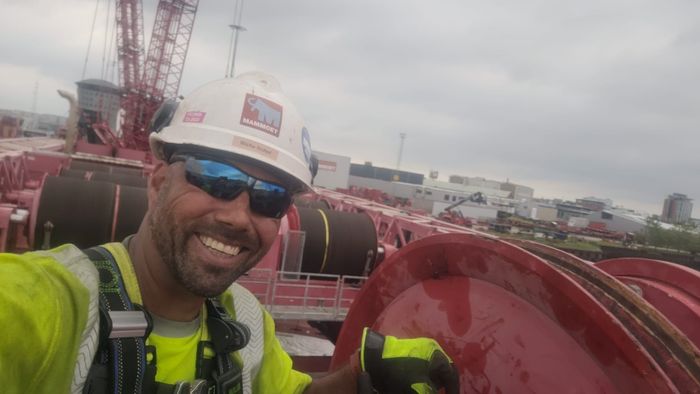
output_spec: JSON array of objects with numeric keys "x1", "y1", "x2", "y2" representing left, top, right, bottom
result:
[{"x1": 1, "y1": 0, "x2": 698, "y2": 214}]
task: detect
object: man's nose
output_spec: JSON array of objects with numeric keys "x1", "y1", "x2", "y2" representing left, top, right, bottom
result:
[{"x1": 212, "y1": 190, "x2": 255, "y2": 229}]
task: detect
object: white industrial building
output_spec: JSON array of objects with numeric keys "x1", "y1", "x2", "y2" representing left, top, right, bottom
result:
[
  {"x1": 448, "y1": 175, "x2": 534, "y2": 200},
  {"x1": 0, "y1": 109, "x2": 66, "y2": 137},
  {"x1": 348, "y1": 176, "x2": 418, "y2": 199},
  {"x1": 348, "y1": 175, "x2": 515, "y2": 218},
  {"x1": 449, "y1": 175, "x2": 502, "y2": 189},
  {"x1": 585, "y1": 209, "x2": 673, "y2": 234},
  {"x1": 422, "y1": 178, "x2": 511, "y2": 200},
  {"x1": 314, "y1": 152, "x2": 533, "y2": 220},
  {"x1": 311, "y1": 150, "x2": 351, "y2": 190},
  {"x1": 516, "y1": 200, "x2": 558, "y2": 221},
  {"x1": 432, "y1": 201, "x2": 500, "y2": 220}
]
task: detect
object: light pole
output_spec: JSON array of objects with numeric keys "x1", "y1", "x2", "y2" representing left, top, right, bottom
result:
[
  {"x1": 225, "y1": 0, "x2": 246, "y2": 78},
  {"x1": 396, "y1": 132, "x2": 407, "y2": 170}
]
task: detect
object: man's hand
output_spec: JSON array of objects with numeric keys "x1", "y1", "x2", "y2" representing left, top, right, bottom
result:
[{"x1": 356, "y1": 328, "x2": 459, "y2": 394}]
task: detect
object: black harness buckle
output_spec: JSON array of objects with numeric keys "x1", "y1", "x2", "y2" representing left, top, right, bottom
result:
[
  {"x1": 206, "y1": 299, "x2": 251, "y2": 354},
  {"x1": 212, "y1": 366, "x2": 243, "y2": 394}
]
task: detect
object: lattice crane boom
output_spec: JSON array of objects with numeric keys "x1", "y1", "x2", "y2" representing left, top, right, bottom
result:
[
  {"x1": 143, "y1": 0, "x2": 199, "y2": 101},
  {"x1": 114, "y1": 0, "x2": 199, "y2": 151},
  {"x1": 115, "y1": 0, "x2": 145, "y2": 92}
]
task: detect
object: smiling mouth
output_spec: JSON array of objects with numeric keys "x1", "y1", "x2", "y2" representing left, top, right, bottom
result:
[{"x1": 197, "y1": 234, "x2": 245, "y2": 257}]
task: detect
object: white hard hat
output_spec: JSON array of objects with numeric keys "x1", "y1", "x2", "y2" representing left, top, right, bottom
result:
[{"x1": 149, "y1": 72, "x2": 314, "y2": 192}]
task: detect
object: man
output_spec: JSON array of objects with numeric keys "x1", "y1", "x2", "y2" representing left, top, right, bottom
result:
[{"x1": 0, "y1": 72, "x2": 458, "y2": 393}]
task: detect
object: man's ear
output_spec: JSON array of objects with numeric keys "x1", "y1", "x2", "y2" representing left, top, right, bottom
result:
[{"x1": 148, "y1": 161, "x2": 168, "y2": 208}]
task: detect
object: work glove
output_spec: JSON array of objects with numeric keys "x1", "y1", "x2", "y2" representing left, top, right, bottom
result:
[{"x1": 353, "y1": 328, "x2": 459, "y2": 394}]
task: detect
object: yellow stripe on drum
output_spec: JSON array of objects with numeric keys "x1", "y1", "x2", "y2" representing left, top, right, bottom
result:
[{"x1": 317, "y1": 208, "x2": 331, "y2": 273}]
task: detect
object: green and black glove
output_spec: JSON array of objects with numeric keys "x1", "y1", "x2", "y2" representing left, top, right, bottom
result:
[{"x1": 354, "y1": 328, "x2": 459, "y2": 394}]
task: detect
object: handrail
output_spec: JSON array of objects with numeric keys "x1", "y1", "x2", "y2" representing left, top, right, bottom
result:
[{"x1": 236, "y1": 269, "x2": 367, "y2": 321}]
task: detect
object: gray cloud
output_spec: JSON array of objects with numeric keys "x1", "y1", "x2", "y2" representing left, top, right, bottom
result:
[{"x1": 1, "y1": 0, "x2": 698, "y2": 214}]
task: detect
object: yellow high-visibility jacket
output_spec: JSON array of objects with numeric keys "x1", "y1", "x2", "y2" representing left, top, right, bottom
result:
[{"x1": 0, "y1": 242, "x2": 311, "y2": 394}]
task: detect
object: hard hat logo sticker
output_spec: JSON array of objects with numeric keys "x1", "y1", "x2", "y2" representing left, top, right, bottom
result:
[
  {"x1": 183, "y1": 111, "x2": 206, "y2": 123},
  {"x1": 301, "y1": 127, "x2": 312, "y2": 164},
  {"x1": 240, "y1": 93, "x2": 283, "y2": 137}
]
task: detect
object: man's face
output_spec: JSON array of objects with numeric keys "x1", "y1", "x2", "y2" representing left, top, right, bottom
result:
[{"x1": 148, "y1": 158, "x2": 283, "y2": 297}]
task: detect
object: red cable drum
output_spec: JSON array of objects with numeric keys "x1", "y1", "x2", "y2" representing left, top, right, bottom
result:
[
  {"x1": 331, "y1": 233, "x2": 700, "y2": 393},
  {"x1": 34, "y1": 176, "x2": 116, "y2": 249},
  {"x1": 296, "y1": 207, "x2": 378, "y2": 277}
]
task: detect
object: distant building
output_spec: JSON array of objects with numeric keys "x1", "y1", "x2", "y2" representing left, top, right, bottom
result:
[
  {"x1": 556, "y1": 202, "x2": 592, "y2": 221},
  {"x1": 534, "y1": 204, "x2": 558, "y2": 221},
  {"x1": 311, "y1": 150, "x2": 351, "y2": 190},
  {"x1": 449, "y1": 175, "x2": 501, "y2": 190},
  {"x1": 661, "y1": 193, "x2": 693, "y2": 224},
  {"x1": 23, "y1": 113, "x2": 67, "y2": 137},
  {"x1": 576, "y1": 197, "x2": 613, "y2": 212},
  {"x1": 449, "y1": 175, "x2": 534, "y2": 200},
  {"x1": 346, "y1": 174, "x2": 516, "y2": 218},
  {"x1": 500, "y1": 182, "x2": 534, "y2": 200},
  {"x1": 0, "y1": 109, "x2": 66, "y2": 137},
  {"x1": 76, "y1": 79, "x2": 121, "y2": 132},
  {"x1": 350, "y1": 162, "x2": 424, "y2": 185},
  {"x1": 0, "y1": 115, "x2": 22, "y2": 138},
  {"x1": 523, "y1": 201, "x2": 558, "y2": 221},
  {"x1": 586, "y1": 209, "x2": 647, "y2": 234},
  {"x1": 431, "y1": 200, "x2": 501, "y2": 220},
  {"x1": 422, "y1": 178, "x2": 511, "y2": 201}
]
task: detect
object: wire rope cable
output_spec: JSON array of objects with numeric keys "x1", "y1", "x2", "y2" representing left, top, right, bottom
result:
[
  {"x1": 100, "y1": 0, "x2": 112, "y2": 80},
  {"x1": 81, "y1": 0, "x2": 102, "y2": 79}
]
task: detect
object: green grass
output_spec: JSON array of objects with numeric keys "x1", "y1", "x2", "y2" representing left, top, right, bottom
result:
[
  {"x1": 540, "y1": 239, "x2": 602, "y2": 252},
  {"x1": 499, "y1": 233, "x2": 603, "y2": 252}
]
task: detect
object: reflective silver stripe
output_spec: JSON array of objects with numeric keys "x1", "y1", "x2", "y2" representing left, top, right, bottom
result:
[
  {"x1": 34, "y1": 245, "x2": 100, "y2": 394},
  {"x1": 229, "y1": 283, "x2": 264, "y2": 394}
]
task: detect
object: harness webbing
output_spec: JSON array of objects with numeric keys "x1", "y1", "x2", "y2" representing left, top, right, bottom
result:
[
  {"x1": 81, "y1": 245, "x2": 250, "y2": 394},
  {"x1": 83, "y1": 246, "x2": 150, "y2": 394}
]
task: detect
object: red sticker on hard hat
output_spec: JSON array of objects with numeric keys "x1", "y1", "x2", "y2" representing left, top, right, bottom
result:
[
  {"x1": 183, "y1": 111, "x2": 206, "y2": 123},
  {"x1": 240, "y1": 94, "x2": 283, "y2": 137}
]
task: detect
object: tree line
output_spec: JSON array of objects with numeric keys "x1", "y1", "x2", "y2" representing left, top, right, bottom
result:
[{"x1": 635, "y1": 218, "x2": 700, "y2": 254}]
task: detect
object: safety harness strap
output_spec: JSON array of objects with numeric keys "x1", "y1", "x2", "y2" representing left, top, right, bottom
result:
[
  {"x1": 82, "y1": 245, "x2": 252, "y2": 394},
  {"x1": 205, "y1": 298, "x2": 249, "y2": 393},
  {"x1": 82, "y1": 246, "x2": 152, "y2": 394}
]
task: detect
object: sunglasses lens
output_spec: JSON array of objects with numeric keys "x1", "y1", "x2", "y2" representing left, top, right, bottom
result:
[
  {"x1": 185, "y1": 158, "x2": 248, "y2": 199},
  {"x1": 250, "y1": 182, "x2": 292, "y2": 219},
  {"x1": 183, "y1": 157, "x2": 291, "y2": 218}
]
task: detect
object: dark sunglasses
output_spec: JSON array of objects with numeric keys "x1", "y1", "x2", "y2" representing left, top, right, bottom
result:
[{"x1": 170, "y1": 155, "x2": 292, "y2": 219}]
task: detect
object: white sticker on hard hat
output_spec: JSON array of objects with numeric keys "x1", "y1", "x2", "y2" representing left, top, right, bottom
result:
[
  {"x1": 233, "y1": 136, "x2": 279, "y2": 161},
  {"x1": 240, "y1": 93, "x2": 283, "y2": 137},
  {"x1": 183, "y1": 111, "x2": 206, "y2": 123},
  {"x1": 301, "y1": 127, "x2": 312, "y2": 164}
]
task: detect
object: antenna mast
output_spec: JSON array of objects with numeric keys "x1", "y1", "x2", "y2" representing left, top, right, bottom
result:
[{"x1": 225, "y1": 0, "x2": 246, "y2": 78}]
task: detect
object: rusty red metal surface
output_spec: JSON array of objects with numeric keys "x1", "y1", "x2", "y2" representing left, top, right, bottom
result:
[
  {"x1": 312, "y1": 188, "x2": 492, "y2": 249},
  {"x1": 596, "y1": 257, "x2": 700, "y2": 349},
  {"x1": 509, "y1": 240, "x2": 700, "y2": 392},
  {"x1": 0, "y1": 141, "x2": 698, "y2": 392},
  {"x1": 331, "y1": 233, "x2": 700, "y2": 393}
]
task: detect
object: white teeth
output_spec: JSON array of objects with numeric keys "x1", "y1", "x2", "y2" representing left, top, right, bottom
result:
[
  {"x1": 198, "y1": 235, "x2": 241, "y2": 256},
  {"x1": 223, "y1": 245, "x2": 241, "y2": 256}
]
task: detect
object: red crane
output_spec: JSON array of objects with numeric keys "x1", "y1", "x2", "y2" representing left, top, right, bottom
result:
[{"x1": 114, "y1": 0, "x2": 199, "y2": 151}]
